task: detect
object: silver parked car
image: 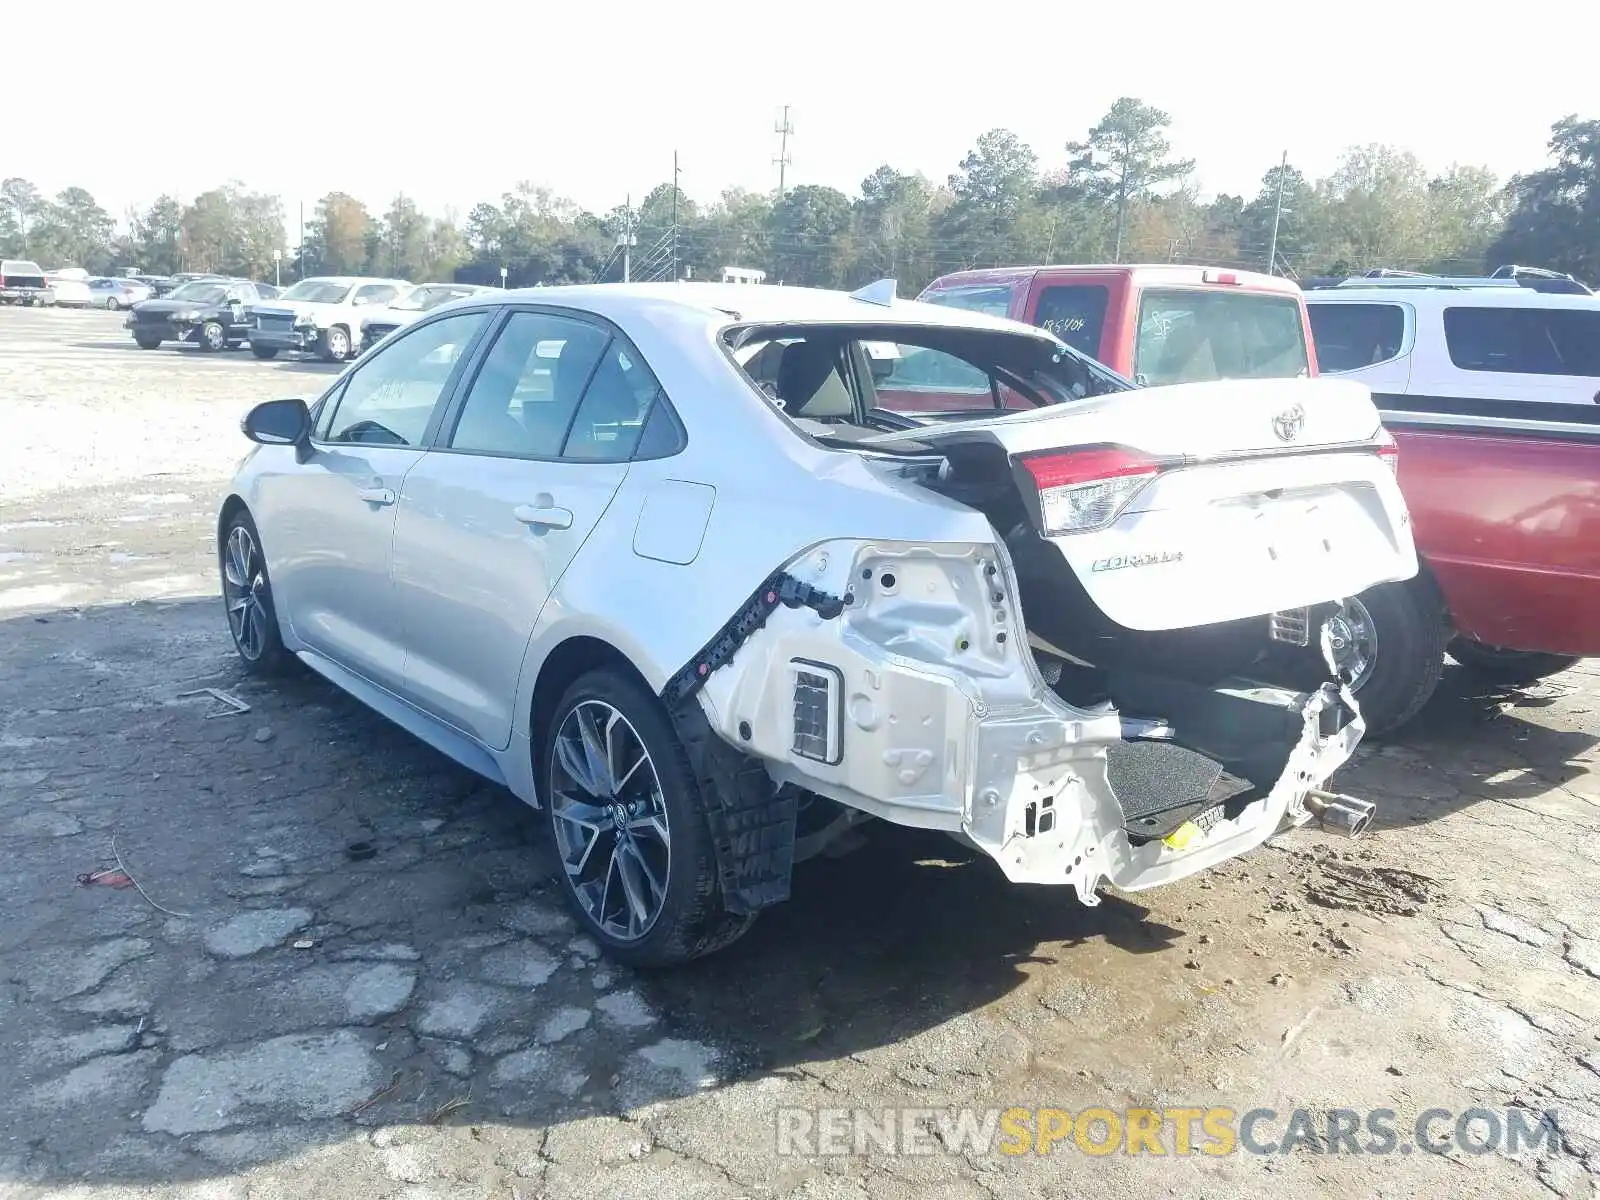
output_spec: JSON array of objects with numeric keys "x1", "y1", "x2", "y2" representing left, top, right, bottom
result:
[
  {"x1": 218, "y1": 282, "x2": 1416, "y2": 965},
  {"x1": 88, "y1": 276, "x2": 156, "y2": 309}
]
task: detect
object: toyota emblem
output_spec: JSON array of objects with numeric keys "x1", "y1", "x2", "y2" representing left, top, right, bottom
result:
[{"x1": 1272, "y1": 403, "x2": 1306, "y2": 443}]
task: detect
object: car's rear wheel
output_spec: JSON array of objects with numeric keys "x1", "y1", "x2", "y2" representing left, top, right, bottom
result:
[
  {"x1": 134, "y1": 332, "x2": 162, "y2": 350},
  {"x1": 200, "y1": 320, "x2": 227, "y2": 352},
  {"x1": 1447, "y1": 640, "x2": 1581, "y2": 685},
  {"x1": 250, "y1": 344, "x2": 278, "y2": 360},
  {"x1": 318, "y1": 325, "x2": 351, "y2": 363},
  {"x1": 105, "y1": 296, "x2": 122, "y2": 310},
  {"x1": 220, "y1": 510, "x2": 291, "y2": 675},
  {"x1": 544, "y1": 669, "x2": 755, "y2": 967},
  {"x1": 1332, "y1": 582, "x2": 1448, "y2": 738}
]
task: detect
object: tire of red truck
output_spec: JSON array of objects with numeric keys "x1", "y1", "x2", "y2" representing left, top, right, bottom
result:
[
  {"x1": 1446, "y1": 640, "x2": 1581, "y2": 685},
  {"x1": 1338, "y1": 580, "x2": 1449, "y2": 738}
]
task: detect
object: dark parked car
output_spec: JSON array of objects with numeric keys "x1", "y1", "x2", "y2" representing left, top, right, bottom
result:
[{"x1": 125, "y1": 279, "x2": 273, "y2": 351}]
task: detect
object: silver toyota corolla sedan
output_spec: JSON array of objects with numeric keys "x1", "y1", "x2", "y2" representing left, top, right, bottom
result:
[{"x1": 219, "y1": 281, "x2": 1415, "y2": 965}]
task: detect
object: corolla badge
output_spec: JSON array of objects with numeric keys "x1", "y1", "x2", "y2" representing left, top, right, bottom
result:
[{"x1": 1272, "y1": 403, "x2": 1306, "y2": 442}]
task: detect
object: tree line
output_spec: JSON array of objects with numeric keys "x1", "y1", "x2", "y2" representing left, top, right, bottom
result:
[{"x1": 3, "y1": 101, "x2": 1595, "y2": 292}]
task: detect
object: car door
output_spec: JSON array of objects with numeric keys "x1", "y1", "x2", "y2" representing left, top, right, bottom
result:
[
  {"x1": 1305, "y1": 300, "x2": 1414, "y2": 400},
  {"x1": 258, "y1": 309, "x2": 492, "y2": 692},
  {"x1": 390, "y1": 307, "x2": 672, "y2": 748}
]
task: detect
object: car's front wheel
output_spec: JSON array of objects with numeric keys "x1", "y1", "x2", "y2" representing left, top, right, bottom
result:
[
  {"x1": 200, "y1": 320, "x2": 227, "y2": 352},
  {"x1": 544, "y1": 669, "x2": 755, "y2": 967},
  {"x1": 134, "y1": 332, "x2": 162, "y2": 350},
  {"x1": 219, "y1": 509, "x2": 291, "y2": 675},
  {"x1": 250, "y1": 344, "x2": 278, "y2": 360},
  {"x1": 317, "y1": 325, "x2": 352, "y2": 363},
  {"x1": 104, "y1": 296, "x2": 122, "y2": 310}
]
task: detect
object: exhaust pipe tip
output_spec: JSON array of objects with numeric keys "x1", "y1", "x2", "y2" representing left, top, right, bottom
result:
[{"x1": 1304, "y1": 789, "x2": 1377, "y2": 839}]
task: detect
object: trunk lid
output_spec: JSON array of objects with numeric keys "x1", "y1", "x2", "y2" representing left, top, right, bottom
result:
[{"x1": 867, "y1": 376, "x2": 1418, "y2": 632}]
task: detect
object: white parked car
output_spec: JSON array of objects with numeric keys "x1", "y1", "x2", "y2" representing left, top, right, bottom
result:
[
  {"x1": 218, "y1": 282, "x2": 1417, "y2": 965},
  {"x1": 359, "y1": 282, "x2": 496, "y2": 353},
  {"x1": 44, "y1": 271, "x2": 94, "y2": 307},
  {"x1": 248, "y1": 275, "x2": 413, "y2": 362},
  {"x1": 1305, "y1": 279, "x2": 1600, "y2": 408}
]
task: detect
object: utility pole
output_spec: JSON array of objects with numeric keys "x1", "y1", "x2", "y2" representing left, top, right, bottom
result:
[
  {"x1": 671, "y1": 151, "x2": 680, "y2": 281},
  {"x1": 773, "y1": 105, "x2": 793, "y2": 197},
  {"x1": 297, "y1": 201, "x2": 305, "y2": 281},
  {"x1": 1266, "y1": 150, "x2": 1288, "y2": 276},
  {"x1": 616, "y1": 194, "x2": 637, "y2": 282}
]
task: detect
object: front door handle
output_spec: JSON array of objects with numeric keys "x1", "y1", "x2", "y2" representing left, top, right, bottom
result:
[
  {"x1": 356, "y1": 486, "x2": 397, "y2": 505},
  {"x1": 514, "y1": 504, "x2": 573, "y2": 530}
]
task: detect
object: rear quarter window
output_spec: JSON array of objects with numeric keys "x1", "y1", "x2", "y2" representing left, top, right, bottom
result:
[{"x1": 1307, "y1": 302, "x2": 1408, "y2": 372}]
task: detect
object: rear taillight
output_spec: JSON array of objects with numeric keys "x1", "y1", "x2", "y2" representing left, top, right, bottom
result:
[
  {"x1": 1201, "y1": 269, "x2": 1240, "y2": 285},
  {"x1": 1374, "y1": 427, "x2": 1399, "y2": 475},
  {"x1": 1019, "y1": 447, "x2": 1164, "y2": 535}
]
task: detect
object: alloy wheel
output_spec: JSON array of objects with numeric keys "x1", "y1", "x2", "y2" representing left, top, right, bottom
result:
[
  {"x1": 1326, "y1": 597, "x2": 1378, "y2": 690},
  {"x1": 221, "y1": 524, "x2": 270, "y2": 661},
  {"x1": 549, "y1": 700, "x2": 672, "y2": 943}
]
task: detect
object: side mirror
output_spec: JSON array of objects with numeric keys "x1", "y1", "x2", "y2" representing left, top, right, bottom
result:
[
  {"x1": 242, "y1": 398, "x2": 311, "y2": 447},
  {"x1": 869, "y1": 355, "x2": 896, "y2": 382}
]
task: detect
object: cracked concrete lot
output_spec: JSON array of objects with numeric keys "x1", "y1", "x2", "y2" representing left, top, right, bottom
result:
[{"x1": 1, "y1": 307, "x2": 1597, "y2": 1199}]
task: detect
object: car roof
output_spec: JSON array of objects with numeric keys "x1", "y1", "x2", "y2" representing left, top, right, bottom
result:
[
  {"x1": 926, "y1": 263, "x2": 1302, "y2": 295},
  {"x1": 1305, "y1": 286, "x2": 1600, "y2": 311},
  {"x1": 479, "y1": 281, "x2": 1058, "y2": 338},
  {"x1": 299, "y1": 275, "x2": 411, "y2": 286}
]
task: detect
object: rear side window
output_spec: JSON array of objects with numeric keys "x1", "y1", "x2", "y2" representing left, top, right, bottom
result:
[
  {"x1": 1307, "y1": 303, "x2": 1407, "y2": 372},
  {"x1": 1133, "y1": 289, "x2": 1309, "y2": 385},
  {"x1": 1443, "y1": 306, "x2": 1600, "y2": 377},
  {"x1": 1032, "y1": 285, "x2": 1109, "y2": 357}
]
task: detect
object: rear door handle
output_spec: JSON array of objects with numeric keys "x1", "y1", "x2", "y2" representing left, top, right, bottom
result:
[
  {"x1": 514, "y1": 504, "x2": 573, "y2": 530},
  {"x1": 356, "y1": 486, "x2": 396, "y2": 505}
]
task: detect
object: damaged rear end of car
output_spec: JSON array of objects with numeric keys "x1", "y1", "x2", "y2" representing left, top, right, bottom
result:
[{"x1": 679, "y1": 311, "x2": 1416, "y2": 906}]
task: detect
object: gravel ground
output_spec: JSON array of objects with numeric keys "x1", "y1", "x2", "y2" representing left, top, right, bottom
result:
[{"x1": 1, "y1": 306, "x2": 1597, "y2": 1199}]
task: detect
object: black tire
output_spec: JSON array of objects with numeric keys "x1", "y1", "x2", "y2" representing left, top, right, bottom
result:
[
  {"x1": 105, "y1": 296, "x2": 122, "y2": 311},
  {"x1": 199, "y1": 320, "x2": 227, "y2": 352},
  {"x1": 1344, "y1": 581, "x2": 1448, "y2": 738},
  {"x1": 317, "y1": 325, "x2": 352, "y2": 363},
  {"x1": 543, "y1": 668, "x2": 756, "y2": 967},
  {"x1": 250, "y1": 344, "x2": 279, "y2": 360},
  {"x1": 134, "y1": 332, "x2": 162, "y2": 350},
  {"x1": 1447, "y1": 640, "x2": 1581, "y2": 685},
  {"x1": 218, "y1": 508, "x2": 292, "y2": 675}
]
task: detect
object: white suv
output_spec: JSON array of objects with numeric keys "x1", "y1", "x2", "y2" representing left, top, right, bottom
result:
[
  {"x1": 1305, "y1": 280, "x2": 1600, "y2": 408},
  {"x1": 248, "y1": 276, "x2": 413, "y2": 363}
]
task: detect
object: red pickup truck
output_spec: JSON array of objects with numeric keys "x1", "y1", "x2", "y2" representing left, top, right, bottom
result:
[
  {"x1": 865, "y1": 265, "x2": 1595, "y2": 735},
  {"x1": 1321, "y1": 397, "x2": 1599, "y2": 732}
]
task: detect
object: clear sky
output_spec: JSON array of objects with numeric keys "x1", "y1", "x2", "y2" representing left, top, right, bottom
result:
[{"x1": 12, "y1": 0, "x2": 1597, "y2": 225}]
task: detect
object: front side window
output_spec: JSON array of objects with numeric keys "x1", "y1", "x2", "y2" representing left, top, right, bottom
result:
[
  {"x1": 1443, "y1": 306, "x2": 1600, "y2": 377},
  {"x1": 354, "y1": 284, "x2": 400, "y2": 306},
  {"x1": 319, "y1": 310, "x2": 488, "y2": 446},
  {"x1": 1032, "y1": 284, "x2": 1110, "y2": 357},
  {"x1": 1307, "y1": 302, "x2": 1408, "y2": 373},
  {"x1": 1133, "y1": 289, "x2": 1309, "y2": 385}
]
